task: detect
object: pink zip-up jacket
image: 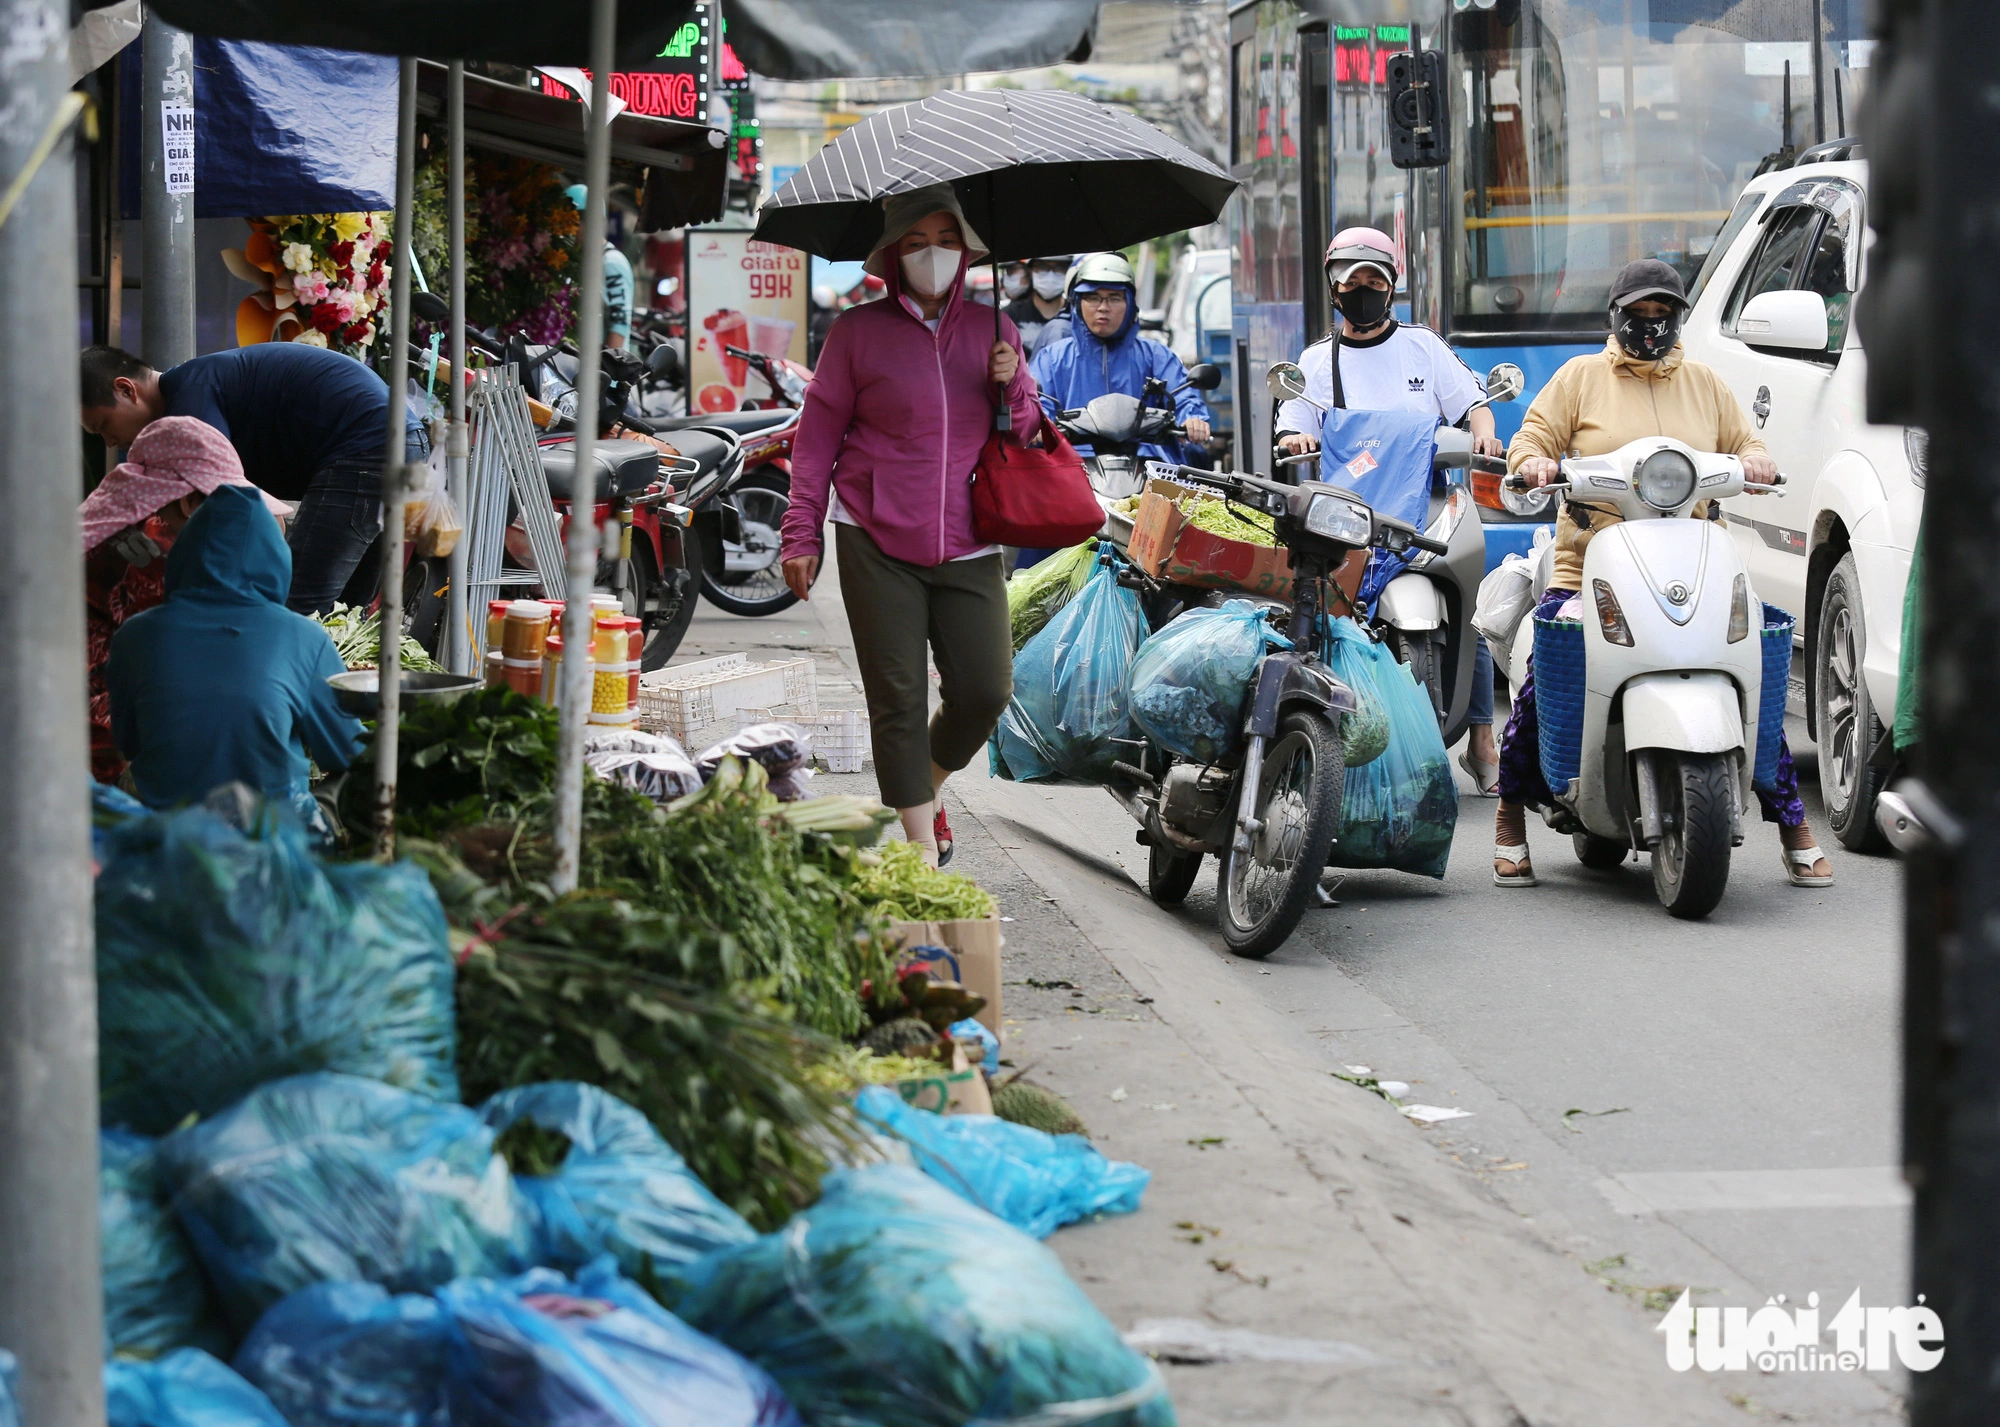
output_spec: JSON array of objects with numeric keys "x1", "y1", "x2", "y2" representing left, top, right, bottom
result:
[{"x1": 779, "y1": 260, "x2": 1042, "y2": 568}]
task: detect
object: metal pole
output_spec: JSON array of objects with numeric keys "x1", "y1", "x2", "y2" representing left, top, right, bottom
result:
[
  {"x1": 0, "y1": 0, "x2": 105, "y2": 1420},
  {"x1": 444, "y1": 61, "x2": 471, "y2": 676},
  {"x1": 552, "y1": 0, "x2": 619, "y2": 893},
  {"x1": 139, "y1": 9, "x2": 194, "y2": 368},
  {"x1": 373, "y1": 58, "x2": 419, "y2": 861}
]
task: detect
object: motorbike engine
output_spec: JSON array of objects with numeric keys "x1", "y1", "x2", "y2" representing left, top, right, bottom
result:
[{"x1": 1160, "y1": 764, "x2": 1234, "y2": 836}]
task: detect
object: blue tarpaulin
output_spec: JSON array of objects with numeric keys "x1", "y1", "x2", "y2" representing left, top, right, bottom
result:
[{"x1": 120, "y1": 38, "x2": 396, "y2": 219}]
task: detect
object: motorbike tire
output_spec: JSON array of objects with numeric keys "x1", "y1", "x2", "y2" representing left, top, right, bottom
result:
[
  {"x1": 402, "y1": 555, "x2": 449, "y2": 660},
  {"x1": 1390, "y1": 628, "x2": 1446, "y2": 726},
  {"x1": 1147, "y1": 842, "x2": 1203, "y2": 907},
  {"x1": 639, "y1": 545, "x2": 700, "y2": 671},
  {"x1": 1816, "y1": 553, "x2": 1887, "y2": 852},
  {"x1": 699, "y1": 470, "x2": 799, "y2": 617},
  {"x1": 1218, "y1": 710, "x2": 1345, "y2": 959},
  {"x1": 1651, "y1": 752, "x2": 1734, "y2": 920},
  {"x1": 1573, "y1": 832, "x2": 1628, "y2": 870}
]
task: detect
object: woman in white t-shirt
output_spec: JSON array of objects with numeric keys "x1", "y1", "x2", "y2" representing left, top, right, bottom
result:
[{"x1": 1273, "y1": 227, "x2": 1506, "y2": 791}]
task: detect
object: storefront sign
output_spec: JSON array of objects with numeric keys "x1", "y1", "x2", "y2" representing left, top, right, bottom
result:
[
  {"x1": 161, "y1": 101, "x2": 194, "y2": 194},
  {"x1": 686, "y1": 229, "x2": 807, "y2": 411}
]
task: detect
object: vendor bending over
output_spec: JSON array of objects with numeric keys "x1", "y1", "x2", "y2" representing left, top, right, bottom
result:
[{"x1": 106, "y1": 423, "x2": 363, "y2": 827}]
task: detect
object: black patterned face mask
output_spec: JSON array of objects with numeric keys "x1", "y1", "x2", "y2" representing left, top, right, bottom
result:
[
  {"x1": 1614, "y1": 305, "x2": 1682, "y2": 361},
  {"x1": 1334, "y1": 283, "x2": 1394, "y2": 329}
]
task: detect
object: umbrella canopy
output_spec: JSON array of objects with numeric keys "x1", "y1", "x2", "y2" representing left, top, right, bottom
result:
[{"x1": 753, "y1": 89, "x2": 1235, "y2": 263}]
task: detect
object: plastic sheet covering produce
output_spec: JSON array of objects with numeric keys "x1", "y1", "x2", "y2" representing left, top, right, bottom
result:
[
  {"x1": 158, "y1": 1073, "x2": 537, "y2": 1333},
  {"x1": 95, "y1": 804, "x2": 457, "y2": 1135},
  {"x1": 583, "y1": 731, "x2": 702, "y2": 805},
  {"x1": 676, "y1": 1164, "x2": 1174, "y2": 1427},
  {"x1": 233, "y1": 1282, "x2": 448, "y2": 1427},
  {"x1": 1128, "y1": 600, "x2": 1289, "y2": 764},
  {"x1": 439, "y1": 1259, "x2": 801, "y2": 1427},
  {"x1": 993, "y1": 551, "x2": 1147, "y2": 783},
  {"x1": 105, "y1": 1351, "x2": 290, "y2": 1427},
  {"x1": 1317, "y1": 618, "x2": 1390, "y2": 769},
  {"x1": 477, "y1": 1083, "x2": 756, "y2": 1277},
  {"x1": 852, "y1": 1087, "x2": 1148, "y2": 1238},
  {"x1": 1006, "y1": 539, "x2": 1097, "y2": 652},
  {"x1": 102, "y1": 1130, "x2": 220, "y2": 1357},
  {"x1": 1323, "y1": 622, "x2": 1456, "y2": 880}
]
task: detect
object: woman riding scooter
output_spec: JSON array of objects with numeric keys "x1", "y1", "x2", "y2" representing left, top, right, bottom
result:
[
  {"x1": 1274, "y1": 227, "x2": 1506, "y2": 790},
  {"x1": 1494, "y1": 259, "x2": 1834, "y2": 890}
]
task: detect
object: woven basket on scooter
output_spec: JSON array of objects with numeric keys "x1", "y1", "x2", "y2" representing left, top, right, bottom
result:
[
  {"x1": 1753, "y1": 603, "x2": 1796, "y2": 791},
  {"x1": 1532, "y1": 614, "x2": 1587, "y2": 795}
]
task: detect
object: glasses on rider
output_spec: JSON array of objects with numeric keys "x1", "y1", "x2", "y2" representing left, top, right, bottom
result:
[{"x1": 1077, "y1": 289, "x2": 1124, "y2": 308}]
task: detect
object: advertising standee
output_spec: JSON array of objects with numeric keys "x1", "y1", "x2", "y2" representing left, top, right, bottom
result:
[{"x1": 687, "y1": 230, "x2": 807, "y2": 412}]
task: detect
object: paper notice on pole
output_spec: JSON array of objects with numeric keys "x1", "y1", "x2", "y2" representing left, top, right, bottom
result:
[{"x1": 161, "y1": 102, "x2": 193, "y2": 195}]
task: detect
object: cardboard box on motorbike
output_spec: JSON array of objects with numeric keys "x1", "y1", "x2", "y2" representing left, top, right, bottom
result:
[{"x1": 1128, "y1": 478, "x2": 1294, "y2": 599}]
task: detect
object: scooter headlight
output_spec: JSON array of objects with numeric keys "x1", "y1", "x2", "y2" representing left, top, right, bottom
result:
[
  {"x1": 1635, "y1": 449, "x2": 1698, "y2": 511},
  {"x1": 1303, "y1": 491, "x2": 1372, "y2": 546}
]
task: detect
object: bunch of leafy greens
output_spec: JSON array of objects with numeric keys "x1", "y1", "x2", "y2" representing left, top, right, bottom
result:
[
  {"x1": 313, "y1": 602, "x2": 442, "y2": 673},
  {"x1": 344, "y1": 686, "x2": 560, "y2": 839},
  {"x1": 854, "y1": 841, "x2": 998, "y2": 922},
  {"x1": 1179, "y1": 495, "x2": 1277, "y2": 547}
]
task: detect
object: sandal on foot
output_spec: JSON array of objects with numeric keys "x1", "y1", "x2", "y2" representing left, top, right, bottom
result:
[
  {"x1": 1493, "y1": 843, "x2": 1537, "y2": 887},
  {"x1": 1459, "y1": 751, "x2": 1500, "y2": 797},
  {"x1": 1784, "y1": 844, "x2": 1833, "y2": 887},
  {"x1": 933, "y1": 805, "x2": 955, "y2": 867}
]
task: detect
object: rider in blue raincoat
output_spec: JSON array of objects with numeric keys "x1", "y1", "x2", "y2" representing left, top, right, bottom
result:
[{"x1": 1030, "y1": 252, "x2": 1211, "y2": 468}]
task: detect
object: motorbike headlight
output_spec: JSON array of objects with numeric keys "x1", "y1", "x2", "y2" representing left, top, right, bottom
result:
[
  {"x1": 1905, "y1": 426, "x2": 1928, "y2": 488},
  {"x1": 1303, "y1": 491, "x2": 1372, "y2": 546},
  {"x1": 1635, "y1": 449, "x2": 1698, "y2": 510}
]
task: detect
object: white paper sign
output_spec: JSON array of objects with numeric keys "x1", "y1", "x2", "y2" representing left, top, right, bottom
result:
[{"x1": 161, "y1": 102, "x2": 193, "y2": 195}]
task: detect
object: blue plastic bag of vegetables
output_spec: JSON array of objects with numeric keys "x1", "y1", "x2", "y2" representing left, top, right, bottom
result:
[
  {"x1": 233, "y1": 1282, "x2": 450, "y2": 1427},
  {"x1": 853, "y1": 1086, "x2": 1149, "y2": 1238},
  {"x1": 158, "y1": 1073, "x2": 537, "y2": 1334},
  {"x1": 1128, "y1": 600, "x2": 1290, "y2": 764},
  {"x1": 477, "y1": 1083, "x2": 755, "y2": 1277},
  {"x1": 1322, "y1": 619, "x2": 1456, "y2": 879},
  {"x1": 993, "y1": 549, "x2": 1147, "y2": 782},
  {"x1": 439, "y1": 1259, "x2": 801, "y2": 1427},
  {"x1": 95, "y1": 803, "x2": 457, "y2": 1135},
  {"x1": 676, "y1": 1164, "x2": 1173, "y2": 1427},
  {"x1": 101, "y1": 1129, "x2": 221, "y2": 1357},
  {"x1": 0, "y1": 1350, "x2": 17, "y2": 1427},
  {"x1": 105, "y1": 1351, "x2": 290, "y2": 1427}
]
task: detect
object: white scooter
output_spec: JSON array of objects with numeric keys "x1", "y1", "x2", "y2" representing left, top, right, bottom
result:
[{"x1": 1502, "y1": 438, "x2": 1785, "y2": 918}]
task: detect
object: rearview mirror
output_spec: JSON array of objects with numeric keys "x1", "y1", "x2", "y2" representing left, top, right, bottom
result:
[
  {"x1": 1736, "y1": 289, "x2": 1829, "y2": 351},
  {"x1": 1266, "y1": 362, "x2": 1308, "y2": 401},
  {"x1": 1185, "y1": 362, "x2": 1223, "y2": 391},
  {"x1": 1138, "y1": 310, "x2": 1167, "y2": 331},
  {"x1": 1484, "y1": 362, "x2": 1526, "y2": 404},
  {"x1": 409, "y1": 290, "x2": 449, "y2": 325},
  {"x1": 647, "y1": 341, "x2": 684, "y2": 383}
]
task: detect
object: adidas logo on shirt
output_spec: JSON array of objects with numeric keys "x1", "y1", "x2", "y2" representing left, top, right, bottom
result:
[{"x1": 1407, "y1": 376, "x2": 1427, "y2": 391}]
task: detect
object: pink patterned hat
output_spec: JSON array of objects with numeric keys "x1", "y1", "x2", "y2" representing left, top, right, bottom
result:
[{"x1": 80, "y1": 416, "x2": 291, "y2": 552}]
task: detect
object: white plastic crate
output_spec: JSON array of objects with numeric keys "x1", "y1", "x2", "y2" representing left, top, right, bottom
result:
[
  {"x1": 797, "y1": 709, "x2": 870, "y2": 773},
  {"x1": 637, "y1": 654, "x2": 816, "y2": 746}
]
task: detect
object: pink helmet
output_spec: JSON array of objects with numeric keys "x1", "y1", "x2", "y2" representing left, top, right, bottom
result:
[{"x1": 1324, "y1": 226, "x2": 1401, "y2": 287}]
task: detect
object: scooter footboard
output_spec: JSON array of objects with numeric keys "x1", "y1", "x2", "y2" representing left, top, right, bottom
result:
[{"x1": 1621, "y1": 672, "x2": 1745, "y2": 754}]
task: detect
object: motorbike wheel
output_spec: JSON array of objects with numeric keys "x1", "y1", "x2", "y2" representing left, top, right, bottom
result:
[
  {"x1": 402, "y1": 555, "x2": 449, "y2": 661},
  {"x1": 1816, "y1": 553, "x2": 1887, "y2": 852},
  {"x1": 1651, "y1": 752, "x2": 1734, "y2": 920},
  {"x1": 639, "y1": 546, "x2": 700, "y2": 672},
  {"x1": 1573, "y1": 832, "x2": 1628, "y2": 870},
  {"x1": 1147, "y1": 842, "x2": 1203, "y2": 907},
  {"x1": 1218, "y1": 710, "x2": 1345, "y2": 959},
  {"x1": 699, "y1": 470, "x2": 799, "y2": 617},
  {"x1": 1390, "y1": 628, "x2": 1446, "y2": 726}
]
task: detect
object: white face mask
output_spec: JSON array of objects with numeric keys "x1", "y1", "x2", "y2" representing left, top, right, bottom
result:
[
  {"x1": 1002, "y1": 269, "x2": 1029, "y2": 299},
  {"x1": 900, "y1": 244, "x2": 962, "y2": 298},
  {"x1": 1031, "y1": 269, "x2": 1066, "y2": 300}
]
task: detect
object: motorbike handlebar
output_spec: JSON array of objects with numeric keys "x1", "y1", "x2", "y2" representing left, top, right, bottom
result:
[
  {"x1": 1409, "y1": 532, "x2": 1450, "y2": 556},
  {"x1": 1470, "y1": 454, "x2": 1509, "y2": 475}
]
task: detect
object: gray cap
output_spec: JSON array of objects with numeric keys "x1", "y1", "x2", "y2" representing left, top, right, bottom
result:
[{"x1": 1610, "y1": 258, "x2": 1688, "y2": 308}]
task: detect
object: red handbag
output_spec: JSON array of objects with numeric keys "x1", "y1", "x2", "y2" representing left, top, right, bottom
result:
[{"x1": 970, "y1": 412, "x2": 1104, "y2": 547}]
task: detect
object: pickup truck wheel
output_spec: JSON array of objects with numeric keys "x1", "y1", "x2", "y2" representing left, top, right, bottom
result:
[{"x1": 1816, "y1": 553, "x2": 1887, "y2": 851}]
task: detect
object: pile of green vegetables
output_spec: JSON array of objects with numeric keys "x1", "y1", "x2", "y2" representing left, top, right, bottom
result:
[
  {"x1": 855, "y1": 841, "x2": 998, "y2": 922},
  {"x1": 1179, "y1": 495, "x2": 1277, "y2": 547},
  {"x1": 313, "y1": 602, "x2": 441, "y2": 672},
  {"x1": 1006, "y1": 539, "x2": 1098, "y2": 652}
]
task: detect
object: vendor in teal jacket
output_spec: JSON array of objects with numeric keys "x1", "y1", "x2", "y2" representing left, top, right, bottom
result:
[{"x1": 108, "y1": 481, "x2": 363, "y2": 815}]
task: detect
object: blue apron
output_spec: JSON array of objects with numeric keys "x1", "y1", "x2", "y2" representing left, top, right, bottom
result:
[{"x1": 1314, "y1": 406, "x2": 1440, "y2": 612}]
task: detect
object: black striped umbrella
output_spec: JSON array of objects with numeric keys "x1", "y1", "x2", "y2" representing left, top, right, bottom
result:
[{"x1": 753, "y1": 88, "x2": 1236, "y2": 262}]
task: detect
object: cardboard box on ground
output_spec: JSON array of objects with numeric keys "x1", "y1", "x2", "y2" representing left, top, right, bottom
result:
[{"x1": 892, "y1": 918, "x2": 1003, "y2": 1116}]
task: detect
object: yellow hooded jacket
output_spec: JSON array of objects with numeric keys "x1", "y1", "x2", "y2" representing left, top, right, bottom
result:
[{"x1": 1506, "y1": 338, "x2": 1768, "y2": 591}]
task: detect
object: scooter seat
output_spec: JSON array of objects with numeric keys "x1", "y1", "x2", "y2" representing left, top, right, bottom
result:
[
  {"x1": 649, "y1": 408, "x2": 796, "y2": 436},
  {"x1": 539, "y1": 439, "x2": 661, "y2": 503}
]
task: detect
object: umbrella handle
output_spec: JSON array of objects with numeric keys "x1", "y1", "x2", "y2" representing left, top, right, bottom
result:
[{"x1": 992, "y1": 254, "x2": 1011, "y2": 433}]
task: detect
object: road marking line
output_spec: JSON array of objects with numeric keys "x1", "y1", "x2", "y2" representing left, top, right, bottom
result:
[{"x1": 1596, "y1": 1167, "x2": 1911, "y2": 1214}]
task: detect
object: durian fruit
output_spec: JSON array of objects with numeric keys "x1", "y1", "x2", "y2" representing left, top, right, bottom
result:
[
  {"x1": 860, "y1": 1017, "x2": 940, "y2": 1057},
  {"x1": 992, "y1": 1081, "x2": 1089, "y2": 1138}
]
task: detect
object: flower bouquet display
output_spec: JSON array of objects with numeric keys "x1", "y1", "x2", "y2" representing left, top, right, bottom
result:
[
  {"x1": 223, "y1": 213, "x2": 393, "y2": 356},
  {"x1": 412, "y1": 148, "x2": 580, "y2": 345}
]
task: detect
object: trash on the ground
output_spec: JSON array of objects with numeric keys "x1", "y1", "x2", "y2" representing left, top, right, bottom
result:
[
  {"x1": 106, "y1": 1350, "x2": 290, "y2": 1427},
  {"x1": 438, "y1": 1259, "x2": 800, "y2": 1427},
  {"x1": 101, "y1": 1129, "x2": 221, "y2": 1357},
  {"x1": 675, "y1": 1164, "x2": 1172, "y2": 1426},
  {"x1": 1149, "y1": 1103, "x2": 1177, "y2": 1112},
  {"x1": 478, "y1": 1082, "x2": 756, "y2": 1276},
  {"x1": 1110, "y1": 1087, "x2": 1129, "y2": 1101},
  {"x1": 1561, "y1": 1106, "x2": 1632, "y2": 1133},
  {"x1": 852, "y1": 1087, "x2": 1148, "y2": 1237},
  {"x1": 1125, "y1": 1318, "x2": 1383, "y2": 1368},
  {"x1": 1377, "y1": 1081, "x2": 1411, "y2": 1098},
  {"x1": 1401, "y1": 1105, "x2": 1475, "y2": 1124},
  {"x1": 232, "y1": 1282, "x2": 448, "y2": 1427}
]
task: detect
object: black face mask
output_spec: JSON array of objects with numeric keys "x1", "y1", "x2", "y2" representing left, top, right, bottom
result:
[
  {"x1": 1613, "y1": 305, "x2": 1683, "y2": 361},
  {"x1": 1334, "y1": 283, "x2": 1394, "y2": 330}
]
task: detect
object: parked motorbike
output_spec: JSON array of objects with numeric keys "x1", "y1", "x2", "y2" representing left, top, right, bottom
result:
[
  {"x1": 1499, "y1": 438, "x2": 1787, "y2": 918},
  {"x1": 1105, "y1": 408, "x2": 1448, "y2": 958},
  {"x1": 1268, "y1": 361, "x2": 1524, "y2": 748},
  {"x1": 1052, "y1": 363, "x2": 1223, "y2": 501}
]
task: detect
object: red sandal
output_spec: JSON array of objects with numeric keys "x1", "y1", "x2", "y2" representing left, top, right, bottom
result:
[{"x1": 933, "y1": 805, "x2": 954, "y2": 866}]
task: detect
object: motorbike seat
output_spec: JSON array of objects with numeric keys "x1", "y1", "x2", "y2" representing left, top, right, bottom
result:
[
  {"x1": 539, "y1": 439, "x2": 661, "y2": 503},
  {"x1": 660, "y1": 427, "x2": 733, "y2": 482},
  {"x1": 648, "y1": 409, "x2": 795, "y2": 436}
]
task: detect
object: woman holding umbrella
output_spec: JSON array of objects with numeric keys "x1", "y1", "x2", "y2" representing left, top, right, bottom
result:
[{"x1": 779, "y1": 184, "x2": 1042, "y2": 866}]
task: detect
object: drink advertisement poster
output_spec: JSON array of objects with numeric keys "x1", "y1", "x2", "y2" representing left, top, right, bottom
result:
[{"x1": 687, "y1": 230, "x2": 808, "y2": 411}]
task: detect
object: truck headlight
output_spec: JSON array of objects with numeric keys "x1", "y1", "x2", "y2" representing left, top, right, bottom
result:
[{"x1": 1303, "y1": 492, "x2": 1372, "y2": 546}]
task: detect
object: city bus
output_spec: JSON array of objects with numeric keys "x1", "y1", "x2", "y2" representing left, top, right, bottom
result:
[{"x1": 1226, "y1": 0, "x2": 1874, "y2": 561}]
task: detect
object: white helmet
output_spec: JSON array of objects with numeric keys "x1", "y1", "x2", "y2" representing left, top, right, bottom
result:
[{"x1": 1064, "y1": 251, "x2": 1136, "y2": 303}]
